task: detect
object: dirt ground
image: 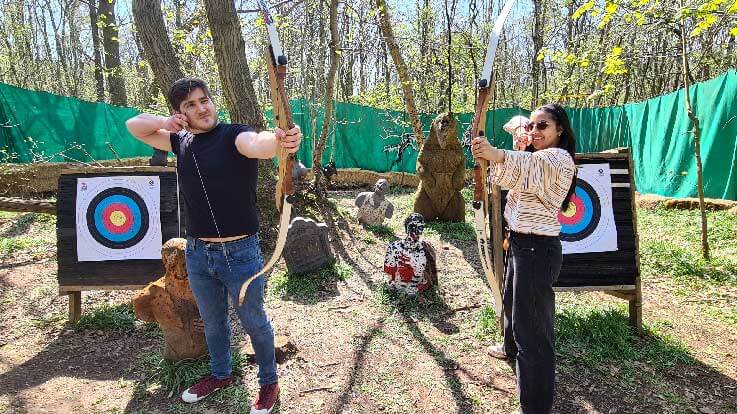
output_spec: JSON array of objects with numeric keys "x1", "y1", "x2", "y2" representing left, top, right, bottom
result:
[{"x1": 1, "y1": 189, "x2": 736, "y2": 414}]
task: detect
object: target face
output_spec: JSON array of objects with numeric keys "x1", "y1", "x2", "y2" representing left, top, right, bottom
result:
[
  {"x1": 76, "y1": 176, "x2": 162, "y2": 262},
  {"x1": 86, "y1": 187, "x2": 149, "y2": 249},
  {"x1": 558, "y1": 179, "x2": 601, "y2": 242}
]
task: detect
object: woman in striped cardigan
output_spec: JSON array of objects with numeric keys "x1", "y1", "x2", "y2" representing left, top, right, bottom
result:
[{"x1": 471, "y1": 103, "x2": 577, "y2": 414}]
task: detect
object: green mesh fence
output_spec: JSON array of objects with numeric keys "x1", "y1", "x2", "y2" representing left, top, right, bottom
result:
[{"x1": 2, "y1": 69, "x2": 736, "y2": 200}]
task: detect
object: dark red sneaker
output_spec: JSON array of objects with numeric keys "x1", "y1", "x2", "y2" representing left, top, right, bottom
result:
[
  {"x1": 250, "y1": 382, "x2": 280, "y2": 414},
  {"x1": 181, "y1": 375, "x2": 233, "y2": 403}
]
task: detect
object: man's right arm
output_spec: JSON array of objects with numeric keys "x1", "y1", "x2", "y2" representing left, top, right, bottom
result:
[{"x1": 125, "y1": 113, "x2": 183, "y2": 152}]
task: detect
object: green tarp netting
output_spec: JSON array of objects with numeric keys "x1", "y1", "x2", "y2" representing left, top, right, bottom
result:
[{"x1": 2, "y1": 70, "x2": 736, "y2": 200}]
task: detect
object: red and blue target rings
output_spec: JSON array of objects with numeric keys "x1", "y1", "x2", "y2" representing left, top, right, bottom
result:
[{"x1": 85, "y1": 187, "x2": 149, "y2": 249}]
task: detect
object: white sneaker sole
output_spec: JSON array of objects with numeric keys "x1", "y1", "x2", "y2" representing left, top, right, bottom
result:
[
  {"x1": 250, "y1": 405, "x2": 275, "y2": 414},
  {"x1": 181, "y1": 386, "x2": 221, "y2": 403}
]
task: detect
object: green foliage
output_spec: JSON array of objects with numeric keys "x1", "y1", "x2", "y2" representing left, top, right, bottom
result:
[
  {"x1": 76, "y1": 303, "x2": 137, "y2": 332},
  {"x1": 641, "y1": 240, "x2": 737, "y2": 286},
  {"x1": 475, "y1": 305, "x2": 502, "y2": 342},
  {"x1": 365, "y1": 224, "x2": 397, "y2": 241},
  {"x1": 0, "y1": 237, "x2": 44, "y2": 257},
  {"x1": 602, "y1": 47, "x2": 628, "y2": 75}
]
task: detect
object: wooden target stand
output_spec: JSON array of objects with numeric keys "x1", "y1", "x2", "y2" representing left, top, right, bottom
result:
[
  {"x1": 488, "y1": 148, "x2": 642, "y2": 332},
  {"x1": 57, "y1": 166, "x2": 183, "y2": 323}
]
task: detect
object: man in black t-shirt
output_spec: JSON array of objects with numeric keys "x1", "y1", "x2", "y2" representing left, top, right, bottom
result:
[{"x1": 126, "y1": 77, "x2": 301, "y2": 414}]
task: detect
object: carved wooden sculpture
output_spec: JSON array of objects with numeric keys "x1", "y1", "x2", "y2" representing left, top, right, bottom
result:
[
  {"x1": 414, "y1": 113, "x2": 466, "y2": 222},
  {"x1": 133, "y1": 238, "x2": 207, "y2": 360}
]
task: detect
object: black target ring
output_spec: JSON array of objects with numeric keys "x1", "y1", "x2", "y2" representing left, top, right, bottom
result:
[
  {"x1": 85, "y1": 187, "x2": 149, "y2": 249},
  {"x1": 559, "y1": 178, "x2": 601, "y2": 243}
]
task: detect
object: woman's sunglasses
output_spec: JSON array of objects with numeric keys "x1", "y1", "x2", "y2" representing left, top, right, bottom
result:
[{"x1": 524, "y1": 120, "x2": 551, "y2": 132}]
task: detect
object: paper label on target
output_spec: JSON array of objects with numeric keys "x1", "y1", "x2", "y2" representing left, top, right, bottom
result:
[
  {"x1": 76, "y1": 176, "x2": 162, "y2": 261},
  {"x1": 558, "y1": 164, "x2": 617, "y2": 254}
]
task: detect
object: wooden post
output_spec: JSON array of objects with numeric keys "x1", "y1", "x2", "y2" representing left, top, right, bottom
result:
[
  {"x1": 629, "y1": 287, "x2": 643, "y2": 334},
  {"x1": 68, "y1": 291, "x2": 81, "y2": 324},
  {"x1": 627, "y1": 149, "x2": 643, "y2": 334}
]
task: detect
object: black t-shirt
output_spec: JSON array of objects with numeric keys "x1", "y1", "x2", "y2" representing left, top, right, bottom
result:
[{"x1": 170, "y1": 123, "x2": 259, "y2": 238}]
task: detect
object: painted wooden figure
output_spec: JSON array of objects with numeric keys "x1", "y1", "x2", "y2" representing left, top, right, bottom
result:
[{"x1": 384, "y1": 213, "x2": 438, "y2": 294}]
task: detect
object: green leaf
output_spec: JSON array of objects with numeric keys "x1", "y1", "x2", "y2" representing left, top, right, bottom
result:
[
  {"x1": 728, "y1": 0, "x2": 737, "y2": 13},
  {"x1": 602, "y1": 47, "x2": 628, "y2": 75},
  {"x1": 572, "y1": 1, "x2": 595, "y2": 19}
]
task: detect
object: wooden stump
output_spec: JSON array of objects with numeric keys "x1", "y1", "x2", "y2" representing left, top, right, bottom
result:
[{"x1": 132, "y1": 238, "x2": 207, "y2": 360}]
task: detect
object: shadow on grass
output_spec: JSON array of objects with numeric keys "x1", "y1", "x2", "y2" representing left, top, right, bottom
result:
[
  {"x1": 0, "y1": 212, "x2": 50, "y2": 238},
  {"x1": 527, "y1": 305, "x2": 733, "y2": 413}
]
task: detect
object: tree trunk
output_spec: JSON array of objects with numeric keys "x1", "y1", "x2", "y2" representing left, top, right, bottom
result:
[
  {"x1": 87, "y1": 2, "x2": 105, "y2": 102},
  {"x1": 98, "y1": 0, "x2": 127, "y2": 106},
  {"x1": 312, "y1": 0, "x2": 340, "y2": 191},
  {"x1": 531, "y1": 0, "x2": 543, "y2": 108},
  {"x1": 680, "y1": 17, "x2": 709, "y2": 260},
  {"x1": 132, "y1": 0, "x2": 185, "y2": 96},
  {"x1": 202, "y1": 0, "x2": 265, "y2": 129},
  {"x1": 374, "y1": 0, "x2": 425, "y2": 146},
  {"x1": 202, "y1": 0, "x2": 277, "y2": 238}
]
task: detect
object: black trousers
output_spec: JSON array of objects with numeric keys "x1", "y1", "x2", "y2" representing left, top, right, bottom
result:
[{"x1": 503, "y1": 231, "x2": 562, "y2": 414}]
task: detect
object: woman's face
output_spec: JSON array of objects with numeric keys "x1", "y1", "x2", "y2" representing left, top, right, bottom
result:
[{"x1": 526, "y1": 110, "x2": 562, "y2": 150}]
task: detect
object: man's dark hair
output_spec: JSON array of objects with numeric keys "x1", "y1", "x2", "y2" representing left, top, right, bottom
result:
[{"x1": 167, "y1": 77, "x2": 211, "y2": 111}]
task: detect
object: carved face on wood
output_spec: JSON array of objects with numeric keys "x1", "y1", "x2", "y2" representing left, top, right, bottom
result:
[
  {"x1": 430, "y1": 112, "x2": 458, "y2": 150},
  {"x1": 374, "y1": 179, "x2": 390, "y2": 196},
  {"x1": 162, "y1": 238, "x2": 188, "y2": 281}
]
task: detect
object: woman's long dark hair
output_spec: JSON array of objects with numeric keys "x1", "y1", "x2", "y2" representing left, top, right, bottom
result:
[{"x1": 532, "y1": 103, "x2": 577, "y2": 211}]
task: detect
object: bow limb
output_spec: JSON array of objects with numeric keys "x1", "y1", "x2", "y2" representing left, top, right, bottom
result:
[
  {"x1": 472, "y1": 87, "x2": 503, "y2": 323},
  {"x1": 238, "y1": 5, "x2": 295, "y2": 304},
  {"x1": 472, "y1": 0, "x2": 516, "y2": 326}
]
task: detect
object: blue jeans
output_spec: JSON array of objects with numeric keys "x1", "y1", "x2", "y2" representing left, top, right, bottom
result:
[{"x1": 185, "y1": 235, "x2": 277, "y2": 385}]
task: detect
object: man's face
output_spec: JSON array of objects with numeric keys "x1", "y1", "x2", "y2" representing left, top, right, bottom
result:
[{"x1": 177, "y1": 88, "x2": 217, "y2": 133}]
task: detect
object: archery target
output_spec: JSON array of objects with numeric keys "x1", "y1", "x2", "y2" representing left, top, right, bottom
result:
[
  {"x1": 86, "y1": 188, "x2": 149, "y2": 249},
  {"x1": 559, "y1": 179, "x2": 601, "y2": 242},
  {"x1": 558, "y1": 164, "x2": 617, "y2": 254},
  {"x1": 76, "y1": 176, "x2": 162, "y2": 261}
]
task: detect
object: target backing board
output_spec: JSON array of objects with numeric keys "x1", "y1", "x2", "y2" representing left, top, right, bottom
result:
[
  {"x1": 57, "y1": 168, "x2": 183, "y2": 289},
  {"x1": 75, "y1": 176, "x2": 162, "y2": 261},
  {"x1": 558, "y1": 164, "x2": 618, "y2": 254}
]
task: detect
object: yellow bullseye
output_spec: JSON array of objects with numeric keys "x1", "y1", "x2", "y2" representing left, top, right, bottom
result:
[
  {"x1": 560, "y1": 202, "x2": 577, "y2": 218},
  {"x1": 109, "y1": 211, "x2": 127, "y2": 227}
]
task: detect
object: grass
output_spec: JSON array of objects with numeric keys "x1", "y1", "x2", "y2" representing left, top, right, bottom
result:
[
  {"x1": 475, "y1": 301, "x2": 694, "y2": 382},
  {"x1": 268, "y1": 260, "x2": 352, "y2": 302},
  {"x1": 374, "y1": 283, "x2": 450, "y2": 315},
  {"x1": 638, "y1": 206, "x2": 737, "y2": 330},
  {"x1": 475, "y1": 305, "x2": 502, "y2": 343},
  {"x1": 555, "y1": 305, "x2": 693, "y2": 380},
  {"x1": 0, "y1": 212, "x2": 56, "y2": 257},
  {"x1": 425, "y1": 221, "x2": 475, "y2": 241},
  {"x1": 0, "y1": 237, "x2": 46, "y2": 257},
  {"x1": 76, "y1": 303, "x2": 138, "y2": 332},
  {"x1": 135, "y1": 349, "x2": 247, "y2": 396},
  {"x1": 638, "y1": 207, "x2": 737, "y2": 288}
]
